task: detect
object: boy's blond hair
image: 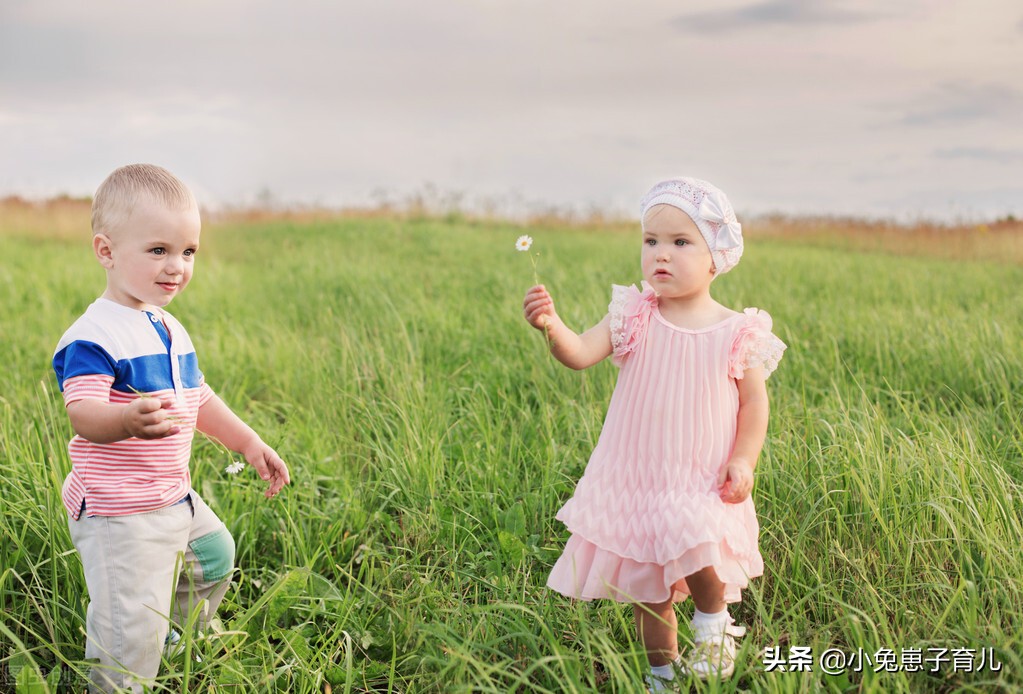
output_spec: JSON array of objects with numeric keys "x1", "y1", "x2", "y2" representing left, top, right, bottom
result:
[{"x1": 92, "y1": 164, "x2": 196, "y2": 236}]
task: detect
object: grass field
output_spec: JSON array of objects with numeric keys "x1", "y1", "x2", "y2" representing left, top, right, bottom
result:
[{"x1": 1, "y1": 203, "x2": 1022, "y2": 692}]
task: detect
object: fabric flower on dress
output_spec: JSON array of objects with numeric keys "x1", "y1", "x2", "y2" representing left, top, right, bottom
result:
[
  {"x1": 728, "y1": 308, "x2": 786, "y2": 379},
  {"x1": 609, "y1": 282, "x2": 658, "y2": 366}
]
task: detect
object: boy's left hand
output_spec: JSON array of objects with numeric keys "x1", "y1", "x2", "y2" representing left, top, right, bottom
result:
[
  {"x1": 717, "y1": 458, "x2": 754, "y2": 504},
  {"x1": 242, "y1": 441, "x2": 291, "y2": 498}
]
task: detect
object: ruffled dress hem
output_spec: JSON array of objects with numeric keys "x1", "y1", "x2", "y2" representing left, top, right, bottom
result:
[{"x1": 547, "y1": 531, "x2": 763, "y2": 604}]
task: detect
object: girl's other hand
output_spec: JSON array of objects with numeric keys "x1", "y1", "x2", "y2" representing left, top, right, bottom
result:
[
  {"x1": 523, "y1": 284, "x2": 557, "y2": 331},
  {"x1": 717, "y1": 458, "x2": 754, "y2": 504}
]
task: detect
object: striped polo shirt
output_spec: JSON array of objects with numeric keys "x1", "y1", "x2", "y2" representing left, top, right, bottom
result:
[{"x1": 53, "y1": 298, "x2": 213, "y2": 519}]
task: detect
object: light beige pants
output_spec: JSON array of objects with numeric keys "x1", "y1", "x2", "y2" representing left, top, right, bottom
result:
[{"x1": 67, "y1": 490, "x2": 235, "y2": 693}]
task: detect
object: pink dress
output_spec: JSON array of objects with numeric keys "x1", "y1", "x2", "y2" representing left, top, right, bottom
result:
[{"x1": 547, "y1": 282, "x2": 786, "y2": 604}]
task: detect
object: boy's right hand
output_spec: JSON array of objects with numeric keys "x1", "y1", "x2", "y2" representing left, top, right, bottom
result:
[
  {"x1": 122, "y1": 398, "x2": 181, "y2": 439},
  {"x1": 523, "y1": 284, "x2": 558, "y2": 331}
]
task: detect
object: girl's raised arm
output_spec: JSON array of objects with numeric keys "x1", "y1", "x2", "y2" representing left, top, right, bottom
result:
[{"x1": 523, "y1": 285, "x2": 612, "y2": 370}]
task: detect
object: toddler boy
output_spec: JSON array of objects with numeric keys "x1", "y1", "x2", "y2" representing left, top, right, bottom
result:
[{"x1": 53, "y1": 163, "x2": 290, "y2": 692}]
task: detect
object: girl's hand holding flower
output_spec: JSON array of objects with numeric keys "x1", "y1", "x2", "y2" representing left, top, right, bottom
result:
[
  {"x1": 516, "y1": 235, "x2": 556, "y2": 355},
  {"x1": 523, "y1": 284, "x2": 558, "y2": 332}
]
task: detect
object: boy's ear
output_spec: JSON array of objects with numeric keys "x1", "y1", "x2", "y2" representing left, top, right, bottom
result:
[{"x1": 93, "y1": 233, "x2": 115, "y2": 268}]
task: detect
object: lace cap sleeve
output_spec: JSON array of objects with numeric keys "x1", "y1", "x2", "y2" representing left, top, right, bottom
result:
[
  {"x1": 728, "y1": 308, "x2": 786, "y2": 379},
  {"x1": 608, "y1": 282, "x2": 657, "y2": 366}
]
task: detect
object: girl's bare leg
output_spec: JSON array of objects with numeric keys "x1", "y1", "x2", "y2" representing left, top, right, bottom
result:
[
  {"x1": 683, "y1": 567, "x2": 743, "y2": 678},
  {"x1": 634, "y1": 598, "x2": 678, "y2": 667},
  {"x1": 685, "y1": 566, "x2": 726, "y2": 614}
]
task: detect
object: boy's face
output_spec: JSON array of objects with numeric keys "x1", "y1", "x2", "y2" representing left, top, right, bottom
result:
[{"x1": 94, "y1": 194, "x2": 201, "y2": 310}]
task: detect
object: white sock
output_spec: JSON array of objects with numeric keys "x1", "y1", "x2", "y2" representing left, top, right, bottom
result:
[
  {"x1": 649, "y1": 662, "x2": 675, "y2": 681},
  {"x1": 691, "y1": 608, "x2": 730, "y2": 640},
  {"x1": 648, "y1": 655, "x2": 683, "y2": 686}
]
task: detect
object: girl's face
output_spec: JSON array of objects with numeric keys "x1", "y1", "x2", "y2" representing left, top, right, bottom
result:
[
  {"x1": 94, "y1": 195, "x2": 202, "y2": 310},
  {"x1": 641, "y1": 204, "x2": 715, "y2": 301}
]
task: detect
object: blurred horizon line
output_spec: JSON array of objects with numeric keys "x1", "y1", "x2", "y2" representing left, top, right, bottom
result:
[{"x1": 3, "y1": 186, "x2": 1019, "y2": 229}]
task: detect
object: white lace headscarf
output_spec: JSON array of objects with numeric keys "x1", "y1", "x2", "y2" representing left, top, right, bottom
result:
[{"x1": 640, "y1": 177, "x2": 744, "y2": 275}]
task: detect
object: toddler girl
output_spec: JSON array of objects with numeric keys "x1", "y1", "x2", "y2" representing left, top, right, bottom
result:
[{"x1": 522, "y1": 177, "x2": 785, "y2": 688}]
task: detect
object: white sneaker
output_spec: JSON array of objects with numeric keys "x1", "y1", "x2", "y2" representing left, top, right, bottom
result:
[
  {"x1": 163, "y1": 629, "x2": 182, "y2": 657},
  {"x1": 163, "y1": 628, "x2": 203, "y2": 663},
  {"x1": 686, "y1": 623, "x2": 746, "y2": 679}
]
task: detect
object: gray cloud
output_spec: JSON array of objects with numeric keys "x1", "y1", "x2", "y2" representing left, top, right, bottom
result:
[
  {"x1": 671, "y1": 0, "x2": 884, "y2": 33},
  {"x1": 933, "y1": 147, "x2": 1023, "y2": 165},
  {"x1": 896, "y1": 81, "x2": 1023, "y2": 126}
]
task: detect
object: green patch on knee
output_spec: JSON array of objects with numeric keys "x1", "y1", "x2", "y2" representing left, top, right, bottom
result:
[{"x1": 190, "y1": 528, "x2": 235, "y2": 582}]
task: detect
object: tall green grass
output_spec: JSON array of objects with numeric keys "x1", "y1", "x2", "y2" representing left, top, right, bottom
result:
[{"x1": 1, "y1": 217, "x2": 1021, "y2": 692}]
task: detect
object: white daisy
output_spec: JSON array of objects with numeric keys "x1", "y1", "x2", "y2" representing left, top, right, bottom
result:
[
  {"x1": 515, "y1": 235, "x2": 533, "y2": 252},
  {"x1": 225, "y1": 460, "x2": 246, "y2": 474}
]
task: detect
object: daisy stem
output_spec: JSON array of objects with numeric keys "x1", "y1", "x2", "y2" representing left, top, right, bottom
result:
[
  {"x1": 125, "y1": 384, "x2": 182, "y2": 423},
  {"x1": 529, "y1": 252, "x2": 553, "y2": 359}
]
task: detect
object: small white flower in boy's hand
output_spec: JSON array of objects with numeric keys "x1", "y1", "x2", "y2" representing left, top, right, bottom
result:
[
  {"x1": 516, "y1": 235, "x2": 533, "y2": 252},
  {"x1": 225, "y1": 460, "x2": 246, "y2": 475}
]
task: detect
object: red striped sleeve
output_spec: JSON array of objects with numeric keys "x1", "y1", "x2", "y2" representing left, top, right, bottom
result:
[{"x1": 63, "y1": 375, "x2": 115, "y2": 405}]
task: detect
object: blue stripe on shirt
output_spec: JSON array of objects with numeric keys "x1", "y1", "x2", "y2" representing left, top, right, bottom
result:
[
  {"x1": 54, "y1": 341, "x2": 204, "y2": 393},
  {"x1": 53, "y1": 341, "x2": 116, "y2": 385}
]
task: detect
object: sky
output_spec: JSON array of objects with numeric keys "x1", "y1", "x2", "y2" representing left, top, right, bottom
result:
[{"x1": 2, "y1": 0, "x2": 1022, "y2": 222}]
